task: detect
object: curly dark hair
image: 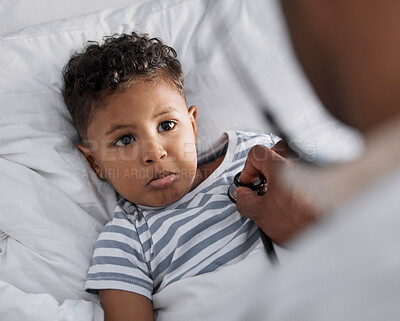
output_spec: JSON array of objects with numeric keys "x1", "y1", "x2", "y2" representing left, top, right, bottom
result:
[{"x1": 62, "y1": 32, "x2": 185, "y2": 140}]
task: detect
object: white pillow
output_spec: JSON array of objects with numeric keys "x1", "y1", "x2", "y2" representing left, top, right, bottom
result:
[
  {"x1": 0, "y1": 0, "x2": 141, "y2": 35},
  {"x1": 0, "y1": 0, "x2": 360, "y2": 302}
]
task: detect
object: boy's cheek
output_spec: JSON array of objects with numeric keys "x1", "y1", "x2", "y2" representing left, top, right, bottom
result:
[
  {"x1": 101, "y1": 168, "x2": 154, "y2": 181},
  {"x1": 97, "y1": 147, "x2": 140, "y2": 163},
  {"x1": 178, "y1": 168, "x2": 197, "y2": 180},
  {"x1": 116, "y1": 148, "x2": 140, "y2": 162},
  {"x1": 100, "y1": 168, "x2": 121, "y2": 180},
  {"x1": 182, "y1": 142, "x2": 197, "y2": 160}
]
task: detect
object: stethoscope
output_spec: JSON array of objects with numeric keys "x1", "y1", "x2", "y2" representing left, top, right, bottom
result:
[{"x1": 228, "y1": 171, "x2": 279, "y2": 265}]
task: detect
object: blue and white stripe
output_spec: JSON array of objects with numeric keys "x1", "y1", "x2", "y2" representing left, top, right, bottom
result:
[{"x1": 85, "y1": 131, "x2": 278, "y2": 300}]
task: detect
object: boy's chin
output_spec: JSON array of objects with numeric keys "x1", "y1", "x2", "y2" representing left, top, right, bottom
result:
[
  {"x1": 135, "y1": 189, "x2": 187, "y2": 208},
  {"x1": 136, "y1": 198, "x2": 178, "y2": 208}
]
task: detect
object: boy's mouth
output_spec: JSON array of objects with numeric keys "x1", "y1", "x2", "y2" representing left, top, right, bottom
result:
[{"x1": 148, "y1": 171, "x2": 177, "y2": 189}]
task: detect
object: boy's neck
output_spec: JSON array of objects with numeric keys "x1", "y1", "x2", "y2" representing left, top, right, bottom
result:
[{"x1": 190, "y1": 153, "x2": 226, "y2": 191}]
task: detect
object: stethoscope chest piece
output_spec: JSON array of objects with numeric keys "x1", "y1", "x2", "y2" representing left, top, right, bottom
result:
[{"x1": 228, "y1": 171, "x2": 266, "y2": 203}]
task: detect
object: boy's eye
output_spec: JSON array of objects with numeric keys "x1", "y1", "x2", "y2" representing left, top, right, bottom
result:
[
  {"x1": 158, "y1": 120, "x2": 176, "y2": 132},
  {"x1": 115, "y1": 135, "x2": 135, "y2": 146}
]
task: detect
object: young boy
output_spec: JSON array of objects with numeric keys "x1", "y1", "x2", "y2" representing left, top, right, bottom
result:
[{"x1": 62, "y1": 32, "x2": 279, "y2": 321}]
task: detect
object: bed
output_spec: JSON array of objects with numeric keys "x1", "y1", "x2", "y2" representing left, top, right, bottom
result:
[{"x1": 0, "y1": 0, "x2": 362, "y2": 320}]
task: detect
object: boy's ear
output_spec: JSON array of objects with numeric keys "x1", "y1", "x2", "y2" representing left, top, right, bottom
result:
[
  {"x1": 77, "y1": 143, "x2": 106, "y2": 180},
  {"x1": 188, "y1": 105, "x2": 198, "y2": 144}
]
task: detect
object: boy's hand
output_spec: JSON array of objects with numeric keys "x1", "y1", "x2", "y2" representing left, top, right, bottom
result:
[{"x1": 236, "y1": 144, "x2": 319, "y2": 244}]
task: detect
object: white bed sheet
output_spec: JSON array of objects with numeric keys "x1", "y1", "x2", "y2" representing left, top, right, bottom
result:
[
  {"x1": 0, "y1": 0, "x2": 362, "y2": 320},
  {"x1": 0, "y1": 0, "x2": 143, "y2": 35}
]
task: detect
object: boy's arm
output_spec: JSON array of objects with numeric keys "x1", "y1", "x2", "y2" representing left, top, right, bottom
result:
[{"x1": 100, "y1": 289, "x2": 154, "y2": 321}]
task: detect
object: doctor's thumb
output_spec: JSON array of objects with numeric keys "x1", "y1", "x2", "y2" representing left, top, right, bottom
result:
[{"x1": 235, "y1": 186, "x2": 260, "y2": 220}]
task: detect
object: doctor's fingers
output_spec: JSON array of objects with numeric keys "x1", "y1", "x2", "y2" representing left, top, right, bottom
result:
[
  {"x1": 235, "y1": 185, "x2": 289, "y2": 244},
  {"x1": 239, "y1": 145, "x2": 287, "y2": 185},
  {"x1": 236, "y1": 159, "x2": 286, "y2": 225},
  {"x1": 235, "y1": 186, "x2": 267, "y2": 222},
  {"x1": 236, "y1": 182, "x2": 319, "y2": 244},
  {"x1": 271, "y1": 140, "x2": 296, "y2": 159}
]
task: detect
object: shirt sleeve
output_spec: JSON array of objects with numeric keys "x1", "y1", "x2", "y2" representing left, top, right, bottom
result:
[{"x1": 85, "y1": 211, "x2": 153, "y2": 300}]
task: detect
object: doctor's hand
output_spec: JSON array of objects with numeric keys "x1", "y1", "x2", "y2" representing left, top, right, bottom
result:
[{"x1": 236, "y1": 143, "x2": 319, "y2": 244}]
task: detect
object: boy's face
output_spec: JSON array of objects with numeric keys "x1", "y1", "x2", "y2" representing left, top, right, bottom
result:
[{"x1": 79, "y1": 79, "x2": 198, "y2": 207}]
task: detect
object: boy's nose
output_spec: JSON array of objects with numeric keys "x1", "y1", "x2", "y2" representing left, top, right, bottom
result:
[{"x1": 142, "y1": 140, "x2": 167, "y2": 164}]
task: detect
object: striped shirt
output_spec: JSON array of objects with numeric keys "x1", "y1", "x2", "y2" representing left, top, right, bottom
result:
[{"x1": 85, "y1": 131, "x2": 279, "y2": 300}]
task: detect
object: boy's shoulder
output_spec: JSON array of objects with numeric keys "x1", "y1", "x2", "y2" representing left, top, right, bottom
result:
[
  {"x1": 231, "y1": 130, "x2": 281, "y2": 148},
  {"x1": 102, "y1": 198, "x2": 139, "y2": 230}
]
